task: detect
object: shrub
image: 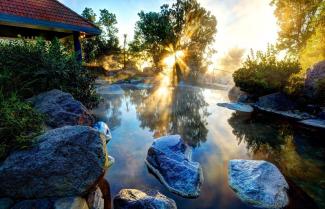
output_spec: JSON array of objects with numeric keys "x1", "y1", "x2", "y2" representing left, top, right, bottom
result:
[
  {"x1": 233, "y1": 46, "x2": 301, "y2": 96},
  {"x1": 284, "y1": 72, "x2": 305, "y2": 97},
  {"x1": 0, "y1": 38, "x2": 99, "y2": 108},
  {"x1": 0, "y1": 92, "x2": 44, "y2": 160}
]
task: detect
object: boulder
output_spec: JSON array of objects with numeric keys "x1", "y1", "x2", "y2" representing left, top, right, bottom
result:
[
  {"x1": 96, "y1": 85, "x2": 125, "y2": 95},
  {"x1": 0, "y1": 126, "x2": 110, "y2": 199},
  {"x1": 0, "y1": 198, "x2": 14, "y2": 209},
  {"x1": 256, "y1": 92, "x2": 297, "y2": 111},
  {"x1": 145, "y1": 135, "x2": 203, "y2": 198},
  {"x1": 11, "y1": 199, "x2": 54, "y2": 209},
  {"x1": 318, "y1": 107, "x2": 325, "y2": 119},
  {"x1": 87, "y1": 187, "x2": 104, "y2": 209},
  {"x1": 254, "y1": 92, "x2": 312, "y2": 120},
  {"x1": 305, "y1": 60, "x2": 325, "y2": 98},
  {"x1": 113, "y1": 189, "x2": 177, "y2": 209},
  {"x1": 299, "y1": 118, "x2": 325, "y2": 129},
  {"x1": 54, "y1": 197, "x2": 89, "y2": 209},
  {"x1": 217, "y1": 102, "x2": 254, "y2": 113},
  {"x1": 228, "y1": 159, "x2": 289, "y2": 209},
  {"x1": 93, "y1": 121, "x2": 112, "y2": 142},
  {"x1": 28, "y1": 89, "x2": 94, "y2": 128}
]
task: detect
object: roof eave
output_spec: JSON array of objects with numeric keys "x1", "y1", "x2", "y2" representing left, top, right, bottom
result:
[{"x1": 0, "y1": 13, "x2": 101, "y2": 36}]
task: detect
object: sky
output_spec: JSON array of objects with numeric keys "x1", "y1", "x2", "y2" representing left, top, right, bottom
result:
[{"x1": 59, "y1": 0, "x2": 279, "y2": 69}]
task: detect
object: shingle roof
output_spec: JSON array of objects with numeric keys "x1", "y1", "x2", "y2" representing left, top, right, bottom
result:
[{"x1": 0, "y1": 0, "x2": 101, "y2": 35}]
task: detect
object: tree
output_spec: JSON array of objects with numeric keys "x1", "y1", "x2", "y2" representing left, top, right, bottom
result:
[
  {"x1": 81, "y1": 7, "x2": 97, "y2": 23},
  {"x1": 81, "y1": 8, "x2": 120, "y2": 62},
  {"x1": 130, "y1": 0, "x2": 217, "y2": 81},
  {"x1": 271, "y1": 0, "x2": 324, "y2": 55}
]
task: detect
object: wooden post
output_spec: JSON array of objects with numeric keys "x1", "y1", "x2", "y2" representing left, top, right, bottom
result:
[{"x1": 73, "y1": 32, "x2": 82, "y2": 62}]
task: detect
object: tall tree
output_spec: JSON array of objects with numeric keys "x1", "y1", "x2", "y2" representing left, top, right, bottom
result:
[
  {"x1": 81, "y1": 7, "x2": 97, "y2": 23},
  {"x1": 271, "y1": 0, "x2": 324, "y2": 55},
  {"x1": 130, "y1": 0, "x2": 217, "y2": 80},
  {"x1": 81, "y1": 8, "x2": 120, "y2": 62}
]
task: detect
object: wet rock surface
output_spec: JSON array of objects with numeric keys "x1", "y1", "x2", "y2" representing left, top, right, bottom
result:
[
  {"x1": 28, "y1": 89, "x2": 94, "y2": 128},
  {"x1": 217, "y1": 102, "x2": 254, "y2": 113},
  {"x1": 145, "y1": 135, "x2": 203, "y2": 198},
  {"x1": 0, "y1": 126, "x2": 109, "y2": 199},
  {"x1": 299, "y1": 118, "x2": 325, "y2": 129},
  {"x1": 256, "y1": 92, "x2": 298, "y2": 111},
  {"x1": 305, "y1": 60, "x2": 325, "y2": 99},
  {"x1": 93, "y1": 121, "x2": 112, "y2": 142},
  {"x1": 113, "y1": 189, "x2": 177, "y2": 209},
  {"x1": 228, "y1": 159, "x2": 289, "y2": 209},
  {"x1": 254, "y1": 92, "x2": 312, "y2": 120}
]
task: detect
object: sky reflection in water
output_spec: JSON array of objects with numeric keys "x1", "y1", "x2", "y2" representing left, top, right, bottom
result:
[{"x1": 92, "y1": 86, "x2": 325, "y2": 209}]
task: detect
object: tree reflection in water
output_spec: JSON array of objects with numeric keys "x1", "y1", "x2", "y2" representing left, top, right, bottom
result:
[
  {"x1": 228, "y1": 112, "x2": 325, "y2": 209},
  {"x1": 127, "y1": 86, "x2": 209, "y2": 147},
  {"x1": 92, "y1": 94, "x2": 123, "y2": 130}
]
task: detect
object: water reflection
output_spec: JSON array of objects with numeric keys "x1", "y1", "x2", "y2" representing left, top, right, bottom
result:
[
  {"x1": 92, "y1": 94, "x2": 123, "y2": 130},
  {"x1": 127, "y1": 86, "x2": 209, "y2": 147},
  {"x1": 92, "y1": 84, "x2": 325, "y2": 209},
  {"x1": 228, "y1": 112, "x2": 325, "y2": 209}
]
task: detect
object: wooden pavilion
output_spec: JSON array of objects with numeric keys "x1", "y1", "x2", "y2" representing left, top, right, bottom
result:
[{"x1": 0, "y1": 0, "x2": 101, "y2": 61}]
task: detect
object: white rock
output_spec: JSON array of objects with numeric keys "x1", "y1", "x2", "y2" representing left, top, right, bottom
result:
[
  {"x1": 217, "y1": 102, "x2": 254, "y2": 113},
  {"x1": 228, "y1": 159, "x2": 289, "y2": 209},
  {"x1": 300, "y1": 119, "x2": 325, "y2": 129}
]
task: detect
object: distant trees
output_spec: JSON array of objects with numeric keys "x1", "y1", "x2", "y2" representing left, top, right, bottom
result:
[
  {"x1": 81, "y1": 7, "x2": 120, "y2": 62},
  {"x1": 130, "y1": 0, "x2": 217, "y2": 79},
  {"x1": 271, "y1": 0, "x2": 324, "y2": 69},
  {"x1": 271, "y1": 0, "x2": 324, "y2": 55}
]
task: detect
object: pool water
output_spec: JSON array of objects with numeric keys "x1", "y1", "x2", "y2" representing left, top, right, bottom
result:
[{"x1": 92, "y1": 85, "x2": 325, "y2": 209}]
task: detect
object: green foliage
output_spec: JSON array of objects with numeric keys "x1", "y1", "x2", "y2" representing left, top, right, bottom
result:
[
  {"x1": 271, "y1": 0, "x2": 324, "y2": 55},
  {"x1": 130, "y1": 0, "x2": 217, "y2": 71},
  {"x1": 233, "y1": 46, "x2": 301, "y2": 96},
  {"x1": 0, "y1": 38, "x2": 99, "y2": 108},
  {"x1": 81, "y1": 7, "x2": 120, "y2": 62},
  {"x1": 299, "y1": 25, "x2": 325, "y2": 70},
  {"x1": 0, "y1": 92, "x2": 44, "y2": 160},
  {"x1": 284, "y1": 72, "x2": 305, "y2": 98}
]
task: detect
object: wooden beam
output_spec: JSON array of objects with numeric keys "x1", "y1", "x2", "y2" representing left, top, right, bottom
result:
[{"x1": 73, "y1": 32, "x2": 82, "y2": 62}]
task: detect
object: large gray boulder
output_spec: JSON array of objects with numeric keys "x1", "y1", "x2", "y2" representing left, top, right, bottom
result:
[
  {"x1": 0, "y1": 126, "x2": 110, "y2": 199},
  {"x1": 113, "y1": 189, "x2": 177, "y2": 209},
  {"x1": 11, "y1": 197, "x2": 89, "y2": 209},
  {"x1": 254, "y1": 92, "x2": 312, "y2": 120},
  {"x1": 305, "y1": 60, "x2": 325, "y2": 98},
  {"x1": 11, "y1": 199, "x2": 53, "y2": 209},
  {"x1": 28, "y1": 89, "x2": 94, "y2": 128},
  {"x1": 145, "y1": 135, "x2": 203, "y2": 198},
  {"x1": 228, "y1": 159, "x2": 289, "y2": 209},
  {"x1": 255, "y1": 92, "x2": 297, "y2": 111}
]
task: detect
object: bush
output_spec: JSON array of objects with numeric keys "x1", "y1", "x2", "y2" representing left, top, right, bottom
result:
[
  {"x1": 0, "y1": 92, "x2": 44, "y2": 160},
  {"x1": 0, "y1": 38, "x2": 99, "y2": 108},
  {"x1": 233, "y1": 46, "x2": 301, "y2": 96},
  {"x1": 284, "y1": 72, "x2": 305, "y2": 97}
]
